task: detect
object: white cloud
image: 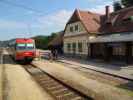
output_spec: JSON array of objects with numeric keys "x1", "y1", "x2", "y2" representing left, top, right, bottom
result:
[
  {"x1": 86, "y1": 1, "x2": 113, "y2": 14},
  {"x1": 0, "y1": 19, "x2": 27, "y2": 29},
  {"x1": 0, "y1": 1, "x2": 114, "y2": 39},
  {"x1": 0, "y1": 9, "x2": 73, "y2": 37},
  {"x1": 38, "y1": 10, "x2": 72, "y2": 30}
]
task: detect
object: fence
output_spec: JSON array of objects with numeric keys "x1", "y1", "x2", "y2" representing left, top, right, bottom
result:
[{"x1": 35, "y1": 50, "x2": 51, "y2": 60}]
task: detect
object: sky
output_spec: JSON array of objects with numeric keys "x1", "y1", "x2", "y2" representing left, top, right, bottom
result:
[{"x1": 0, "y1": 0, "x2": 115, "y2": 40}]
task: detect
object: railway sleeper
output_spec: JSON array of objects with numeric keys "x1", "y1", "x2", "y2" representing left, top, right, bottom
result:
[
  {"x1": 47, "y1": 85, "x2": 64, "y2": 90},
  {"x1": 52, "y1": 88, "x2": 68, "y2": 94},
  {"x1": 56, "y1": 92, "x2": 78, "y2": 99},
  {"x1": 23, "y1": 65, "x2": 92, "y2": 100}
]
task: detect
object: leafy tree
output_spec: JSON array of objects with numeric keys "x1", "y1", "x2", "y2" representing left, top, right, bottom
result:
[
  {"x1": 113, "y1": 1, "x2": 122, "y2": 11},
  {"x1": 121, "y1": 0, "x2": 133, "y2": 7},
  {"x1": 33, "y1": 33, "x2": 57, "y2": 50}
]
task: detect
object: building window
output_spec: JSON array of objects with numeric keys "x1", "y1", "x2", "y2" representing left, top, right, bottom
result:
[
  {"x1": 70, "y1": 26, "x2": 73, "y2": 32},
  {"x1": 75, "y1": 25, "x2": 78, "y2": 31},
  {"x1": 67, "y1": 43, "x2": 71, "y2": 52},
  {"x1": 123, "y1": 18, "x2": 130, "y2": 24},
  {"x1": 72, "y1": 43, "x2": 76, "y2": 53},
  {"x1": 78, "y1": 42, "x2": 82, "y2": 52},
  {"x1": 113, "y1": 45, "x2": 125, "y2": 56}
]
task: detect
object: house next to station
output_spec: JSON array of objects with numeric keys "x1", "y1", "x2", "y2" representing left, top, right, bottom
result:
[
  {"x1": 48, "y1": 31, "x2": 64, "y2": 55},
  {"x1": 63, "y1": 6, "x2": 133, "y2": 64}
]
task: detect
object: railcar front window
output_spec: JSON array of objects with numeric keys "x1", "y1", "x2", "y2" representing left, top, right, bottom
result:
[
  {"x1": 26, "y1": 43, "x2": 34, "y2": 50},
  {"x1": 16, "y1": 44, "x2": 26, "y2": 50},
  {"x1": 16, "y1": 43, "x2": 34, "y2": 50}
]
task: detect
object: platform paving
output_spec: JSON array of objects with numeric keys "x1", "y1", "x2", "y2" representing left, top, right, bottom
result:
[
  {"x1": 32, "y1": 60, "x2": 133, "y2": 100},
  {"x1": 0, "y1": 65, "x2": 3, "y2": 100},
  {"x1": 58, "y1": 57, "x2": 133, "y2": 81},
  {"x1": 4, "y1": 64, "x2": 53, "y2": 100}
]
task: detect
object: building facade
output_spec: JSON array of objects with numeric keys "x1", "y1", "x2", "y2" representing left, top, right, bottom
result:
[
  {"x1": 64, "y1": 21, "x2": 89, "y2": 58},
  {"x1": 63, "y1": 9, "x2": 100, "y2": 58},
  {"x1": 63, "y1": 6, "x2": 133, "y2": 63}
]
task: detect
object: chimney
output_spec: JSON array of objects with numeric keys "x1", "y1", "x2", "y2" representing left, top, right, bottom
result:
[{"x1": 105, "y1": 6, "x2": 110, "y2": 19}]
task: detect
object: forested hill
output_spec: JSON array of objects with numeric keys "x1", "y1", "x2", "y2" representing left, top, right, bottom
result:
[
  {"x1": 0, "y1": 33, "x2": 57, "y2": 49},
  {"x1": 32, "y1": 33, "x2": 57, "y2": 49}
]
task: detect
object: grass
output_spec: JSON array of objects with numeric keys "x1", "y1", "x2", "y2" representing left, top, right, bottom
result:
[{"x1": 124, "y1": 89, "x2": 133, "y2": 97}]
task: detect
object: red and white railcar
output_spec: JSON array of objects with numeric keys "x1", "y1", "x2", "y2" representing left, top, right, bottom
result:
[{"x1": 10, "y1": 38, "x2": 36, "y2": 63}]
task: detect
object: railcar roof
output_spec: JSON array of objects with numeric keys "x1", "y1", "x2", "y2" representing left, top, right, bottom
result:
[{"x1": 16, "y1": 38, "x2": 34, "y2": 43}]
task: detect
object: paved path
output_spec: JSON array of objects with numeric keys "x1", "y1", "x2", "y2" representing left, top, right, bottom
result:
[
  {"x1": 0, "y1": 65, "x2": 3, "y2": 100},
  {"x1": 4, "y1": 64, "x2": 53, "y2": 100},
  {"x1": 1, "y1": 48, "x2": 53, "y2": 100},
  {"x1": 33, "y1": 60, "x2": 133, "y2": 100},
  {"x1": 58, "y1": 57, "x2": 133, "y2": 81},
  {"x1": 0, "y1": 48, "x2": 3, "y2": 100}
]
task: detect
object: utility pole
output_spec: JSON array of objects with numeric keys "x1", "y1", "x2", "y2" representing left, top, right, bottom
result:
[{"x1": 27, "y1": 23, "x2": 32, "y2": 38}]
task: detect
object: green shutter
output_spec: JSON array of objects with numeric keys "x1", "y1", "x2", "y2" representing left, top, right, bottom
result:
[
  {"x1": 130, "y1": 16, "x2": 133, "y2": 21},
  {"x1": 78, "y1": 42, "x2": 82, "y2": 52}
]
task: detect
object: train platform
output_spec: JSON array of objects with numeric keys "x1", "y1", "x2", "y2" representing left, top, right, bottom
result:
[
  {"x1": 0, "y1": 65, "x2": 3, "y2": 100},
  {"x1": 58, "y1": 56, "x2": 133, "y2": 81},
  {"x1": 32, "y1": 60, "x2": 133, "y2": 100},
  {"x1": 2, "y1": 63, "x2": 53, "y2": 100}
]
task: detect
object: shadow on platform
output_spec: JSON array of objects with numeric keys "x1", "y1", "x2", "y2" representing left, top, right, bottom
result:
[
  {"x1": 59, "y1": 56, "x2": 133, "y2": 93},
  {"x1": 60, "y1": 56, "x2": 130, "y2": 71},
  {"x1": 3, "y1": 54, "x2": 16, "y2": 64},
  {"x1": 117, "y1": 81, "x2": 133, "y2": 92}
]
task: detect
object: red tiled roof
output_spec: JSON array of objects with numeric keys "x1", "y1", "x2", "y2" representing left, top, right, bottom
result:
[
  {"x1": 101, "y1": 6, "x2": 133, "y2": 33},
  {"x1": 79, "y1": 10, "x2": 101, "y2": 33},
  {"x1": 65, "y1": 6, "x2": 133, "y2": 34},
  {"x1": 66, "y1": 9, "x2": 101, "y2": 33},
  {"x1": 16, "y1": 38, "x2": 34, "y2": 43}
]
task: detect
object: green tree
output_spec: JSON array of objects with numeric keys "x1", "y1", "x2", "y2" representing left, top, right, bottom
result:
[
  {"x1": 33, "y1": 36, "x2": 48, "y2": 49},
  {"x1": 32, "y1": 33, "x2": 57, "y2": 50},
  {"x1": 113, "y1": 1, "x2": 122, "y2": 11},
  {"x1": 121, "y1": 0, "x2": 133, "y2": 7}
]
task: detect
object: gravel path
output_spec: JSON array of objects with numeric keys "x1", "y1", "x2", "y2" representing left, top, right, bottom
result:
[{"x1": 32, "y1": 60, "x2": 133, "y2": 100}]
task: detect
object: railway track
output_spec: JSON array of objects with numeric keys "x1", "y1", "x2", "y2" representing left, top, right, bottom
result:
[{"x1": 23, "y1": 64, "x2": 92, "y2": 100}]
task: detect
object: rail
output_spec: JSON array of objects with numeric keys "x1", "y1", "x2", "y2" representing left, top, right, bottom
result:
[{"x1": 22, "y1": 64, "x2": 93, "y2": 100}]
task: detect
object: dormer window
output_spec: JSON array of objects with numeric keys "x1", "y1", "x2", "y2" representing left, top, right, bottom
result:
[
  {"x1": 70, "y1": 26, "x2": 73, "y2": 32},
  {"x1": 124, "y1": 18, "x2": 130, "y2": 22},
  {"x1": 123, "y1": 16, "x2": 133, "y2": 23},
  {"x1": 130, "y1": 16, "x2": 133, "y2": 21}
]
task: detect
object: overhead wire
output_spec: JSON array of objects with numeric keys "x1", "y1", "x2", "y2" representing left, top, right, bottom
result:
[
  {"x1": 0, "y1": 0, "x2": 50, "y2": 16},
  {"x1": 0, "y1": 0, "x2": 49, "y2": 37},
  {"x1": 0, "y1": 0, "x2": 60, "y2": 37}
]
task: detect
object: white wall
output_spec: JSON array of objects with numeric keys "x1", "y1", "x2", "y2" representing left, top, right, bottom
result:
[
  {"x1": 64, "y1": 35, "x2": 89, "y2": 55},
  {"x1": 64, "y1": 21, "x2": 87, "y2": 37}
]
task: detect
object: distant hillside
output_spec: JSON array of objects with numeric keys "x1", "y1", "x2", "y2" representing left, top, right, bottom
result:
[
  {"x1": 32, "y1": 33, "x2": 57, "y2": 49},
  {"x1": 0, "y1": 40, "x2": 9, "y2": 47},
  {"x1": 1, "y1": 33, "x2": 57, "y2": 49}
]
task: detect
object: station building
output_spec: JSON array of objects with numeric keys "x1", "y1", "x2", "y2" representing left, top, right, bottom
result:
[{"x1": 63, "y1": 6, "x2": 133, "y2": 64}]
